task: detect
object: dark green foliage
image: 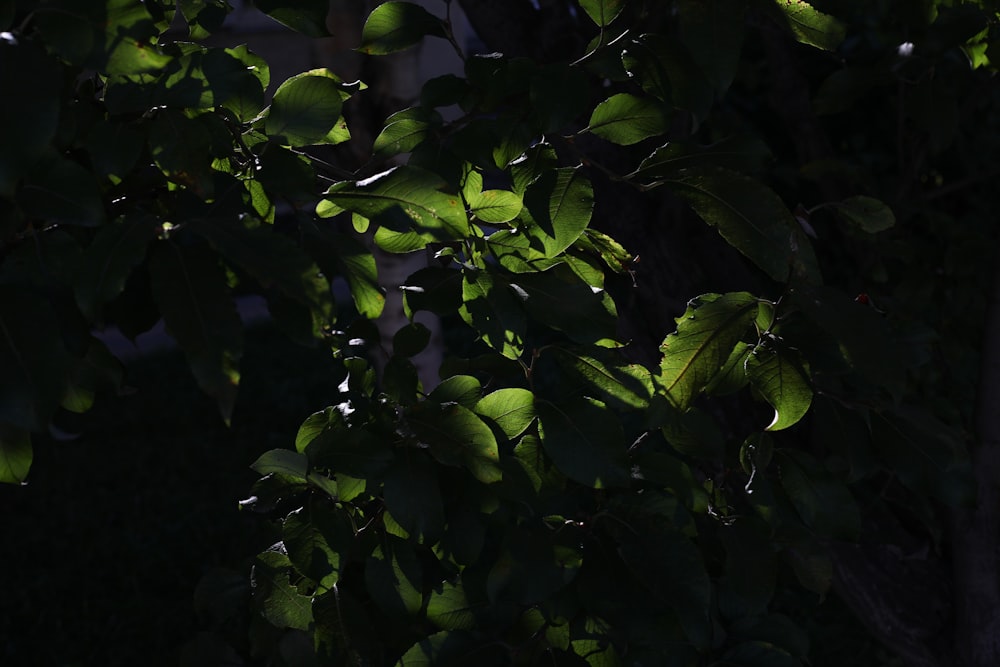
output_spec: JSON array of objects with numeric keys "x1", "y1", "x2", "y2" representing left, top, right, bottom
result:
[{"x1": 3, "y1": 0, "x2": 999, "y2": 665}]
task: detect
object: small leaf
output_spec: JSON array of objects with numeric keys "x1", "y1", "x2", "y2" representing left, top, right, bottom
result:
[
  {"x1": 587, "y1": 93, "x2": 668, "y2": 145},
  {"x1": 829, "y1": 196, "x2": 895, "y2": 233},
  {"x1": 265, "y1": 69, "x2": 345, "y2": 147},
  {"x1": 0, "y1": 422, "x2": 31, "y2": 484},
  {"x1": 251, "y1": 449, "x2": 308, "y2": 480},
  {"x1": 428, "y1": 375, "x2": 482, "y2": 408},
  {"x1": 746, "y1": 345, "x2": 813, "y2": 431},
  {"x1": 658, "y1": 292, "x2": 759, "y2": 411},
  {"x1": 475, "y1": 388, "x2": 536, "y2": 439},
  {"x1": 772, "y1": 0, "x2": 846, "y2": 51},
  {"x1": 578, "y1": 0, "x2": 625, "y2": 26},
  {"x1": 359, "y1": 1, "x2": 445, "y2": 55},
  {"x1": 537, "y1": 397, "x2": 630, "y2": 488},
  {"x1": 252, "y1": 550, "x2": 314, "y2": 630},
  {"x1": 468, "y1": 189, "x2": 523, "y2": 224}
]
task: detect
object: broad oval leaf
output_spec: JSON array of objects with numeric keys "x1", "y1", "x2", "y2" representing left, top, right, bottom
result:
[
  {"x1": 662, "y1": 167, "x2": 796, "y2": 282},
  {"x1": 427, "y1": 581, "x2": 477, "y2": 631},
  {"x1": 323, "y1": 166, "x2": 469, "y2": 245},
  {"x1": 657, "y1": 292, "x2": 759, "y2": 411},
  {"x1": 250, "y1": 449, "x2": 308, "y2": 480},
  {"x1": 772, "y1": 0, "x2": 846, "y2": 51},
  {"x1": 459, "y1": 269, "x2": 526, "y2": 360},
  {"x1": 537, "y1": 397, "x2": 630, "y2": 488},
  {"x1": 383, "y1": 454, "x2": 446, "y2": 543},
  {"x1": 776, "y1": 449, "x2": 861, "y2": 540},
  {"x1": 468, "y1": 189, "x2": 523, "y2": 224},
  {"x1": 746, "y1": 345, "x2": 813, "y2": 431},
  {"x1": 587, "y1": 93, "x2": 668, "y2": 145},
  {"x1": 265, "y1": 69, "x2": 345, "y2": 147},
  {"x1": 475, "y1": 388, "x2": 536, "y2": 439},
  {"x1": 374, "y1": 106, "x2": 440, "y2": 159},
  {"x1": 830, "y1": 195, "x2": 895, "y2": 233},
  {"x1": 550, "y1": 346, "x2": 653, "y2": 410},
  {"x1": 522, "y1": 166, "x2": 594, "y2": 257},
  {"x1": 75, "y1": 215, "x2": 160, "y2": 321},
  {"x1": 360, "y1": 1, "x2": 445, "y2": 55},
  {"x1": 578, "y1": 0, "x2": 625, "y2": 26},
  {"x1": 407, "y1": 401, "x2": 501, "y2": 483}
]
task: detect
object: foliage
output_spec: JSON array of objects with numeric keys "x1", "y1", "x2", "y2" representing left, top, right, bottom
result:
[{"x1": 3, "y1": 0, "x2": 1000, "y2": 665}]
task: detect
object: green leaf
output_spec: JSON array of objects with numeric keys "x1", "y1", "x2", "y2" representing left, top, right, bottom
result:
[
  {"x1": 359, "y1": 1, "x2": 445, "y2": 55},
  {"x1": 0, "y1": 422, "x2": 31, "y2": 484},
  {"x1": 252, "y1": 549, "x2": 314, "y2": 630},
  {"x1": 407, "y1": 401, "x2": 502, "y2": 483},
  {"x1": 365, "y1": 538, "x2": 424, "y2": 617},
  {"x1": 587, "y1": 93, "x2": 669, "y2": 145},
  {"x1": 771, "y1": 0, "x2": 846, "y2": 51},
  {"x1": 253, "y1": 0, "x2": 331, "y2": 36},
  {"x1": 662, "y1": 167, "x2": 796, "y2": 282},
  {"x1": 704, "y1": 342, "x2": 753, "y2": 396},
  {"x1": 746, "y1": 345, "x2": 813, "y2": 431},
  {"x1": 303, "y1": 222, "x2": 385, "y2": 319},
  {"x1": 74, "y1": 216, "x2": 159, "y2": 321},
  {"x1": 550, "y1": 346, "x2": 653, "y2": 410},
  {"x1": 657, "y1": 292, "x2": 759, "y2": 411},
  {"x1": 522, "y1": 166, "x2": 594, "y2": 257},
  {"x1": 678, "y1": 0, "x2": 745, "y2": 94},
  {"x1": 776, "y1": 449, "x2": 861, "y2": 540},
  {"x1": 148, "y1": 242, "x2": 242, "y2": 423},
  {"x1": 459, "y1": 269, "x2": 526, "y2": 360},
  {"x1": 383, "y1": 453, "x2": 446, "y2": 543},
  {"x1": 537, "y1": 397, "x2": 629, "y2": 488},
  {"x1": 35, "y1": 1, "x2": 172, "y2": 75},
  {"x1": 631, "y1": 135, "x2": 773, "y2": 183},
  {"x1": 475, "y1": 388, "x2": 536, "y2": 439},
  {"x1": 323, "y1": 166, "x2": 469, "y2": 247},
  {"x1": 283, "y1": 501, "x2": 351, "y2": 590},
  {"x1": 427, "y1": 580, "x2": 477, "y2": 631},
  {"x1": 251, "y1": 449, "x2": 308, "y2": 480},
  {"x1": 829, "y1": 196, "x2": 895, "y2": 233},
  {"x1": 578, "y1": 0, "x2": 625, "y2": 26},
  {"x1": 397, "y1": 631, "x2": 482, "y2": 666},
  {"x1": 468, "y1": 189, "x2": 523, "y2": 224},
  {"x1": 514, "y1": 265, "x2": 619, "y2": 347},
  {"x1": 429, "y1": 375, "x2": 482, "y2": 409},
  {"x1": 148, "y1": 109, "x2": 213, "y2": 196},
  {"x1": 374, "y1": 107, "x2": 440, "y2": 159},
  {"x1": 402, "y1": 267, "x2": 464, "y2": 318},
  {"x1": 265, "y1": 69, "x2": 345, "y2": 147}
]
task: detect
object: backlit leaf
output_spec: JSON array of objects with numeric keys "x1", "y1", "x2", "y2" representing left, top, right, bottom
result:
[
  {"x1": 772, "y1": 0, "x2": 846, "y2": 51},
  {"x1": 427, "y1": 580, "x2": 477, "y2": 630},
  {"x1": 359, "y1": 1, "x2": 445, "y2": 55},
  {"x1": 522, "y1": 166, "x2": 594, "y2": 257},
  {"x1": 578, "y1": 0, "x2": 625, "y2": 26},
  {"x1": 407, "y1": 401, "x2": 502, "y2": 483},
  {"x1": 475, "y1": 388, "x2": 536, "y2": 439},
  {"x1": 0, "y1": 422, "x2": 31, "y2": 484},
  {"x1": 588, "y1": 93, "x2": 669, "y2": 145},
  {"x1": 265, "y1": 69, "x2": 345, "y2": 147},
  {"x1": 658, "y1": 292, "x2": 758, "y2": 411},
  {"x1": 746, "y1": 345, "x2": 813, "y2": 431}
]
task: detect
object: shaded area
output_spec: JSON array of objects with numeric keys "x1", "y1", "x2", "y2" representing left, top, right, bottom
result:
[{"x1": 0, "y1": 325, "x2": 342, "y2": 665}]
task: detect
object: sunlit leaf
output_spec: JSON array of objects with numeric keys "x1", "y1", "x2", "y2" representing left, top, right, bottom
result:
[
  {"x1": 578, "y1": 0, "x2": 625, "y2": 26},
  {"x1": 265, "y1": 69, "x2": 345, "y2": 147},
  {"x1": 587, "y1": 93, "x2": 668, "y2": 145},
  {"x1": 746, "y1": 344, "x2": 813, "y2": 431},
  {"x1": 523, "y1": 166, "x2": 594, "y2": 257},
  {"x1": 658, "y1": 292, "x2": 758, "y2": 411},
  {"x1": 427, "y1": 580, "x2": 477, "y2": 630},
  {"x1": 359, "y1": 1, "x2": 445, "y2": 55},
  {"x1": 475, "y1": 388, "x2": 536, "y2": 439},
  {"x1": 771, "y1": 0, "x2": 846, "y2": 51},
  {"x1": 407, "y1": 401, "x2": 502, "y2": 483}
]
